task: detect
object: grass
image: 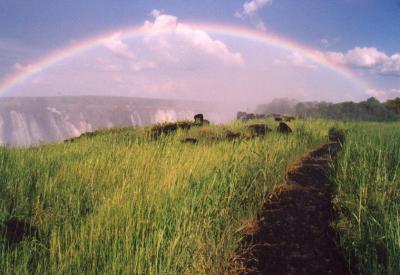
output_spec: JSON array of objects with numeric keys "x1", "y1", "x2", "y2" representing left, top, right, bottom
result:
[
  {"x1": 332, "y1": 122, "x2": 400, "y2": 275},
  {"x1": 0, "y1": 119, "x2": 334, "y2": 274},
  {"x1": 4, "y1": 118, "x2": 400, "y2": 274}
]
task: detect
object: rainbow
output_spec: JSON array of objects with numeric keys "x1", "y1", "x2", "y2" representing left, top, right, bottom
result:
[{"x1": 0, "y1": 22, "x2": 371, "y2": 95}]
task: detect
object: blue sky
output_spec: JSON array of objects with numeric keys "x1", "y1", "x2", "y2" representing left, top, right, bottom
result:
[
  {"x1": 0, "y1": 0, "x2": 399, "y2": 102},
  {"x1": 1, "y1": 1, "x2": 399, "y2": 51}
]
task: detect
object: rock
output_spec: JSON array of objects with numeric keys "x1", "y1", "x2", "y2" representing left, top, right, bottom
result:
[
  {"x1": 151, "y1": 121, "x2": 194, "y2": 139},
  {"x1": 150, "y1": 123, "x2": 178, "y2": 139},
  {"x1": 283, "y1": 116, "x2": 296, "y2": 122},
  {"x1": 277, "y1": 122, "x2": 292, "y2": 134},
  {"x1": 255, "y1": 114, "x2": 266, "y2": 119},
  {"x1": 328, "y1": 128, "x2": 345, "y2": 144},
  {"x1": 181, "y1": 138, "x2": 198, "y2": 144},
  {"x1": 193, "y1": 114, "x2": 211, "y2": 126},
  {"x1": 1, "y1": 218, "x2": 38, "y2": 245},
  {"x1": 237, "y1": 112, "x2": 258, "y2": 121},
  {"x1": 80, "y1": 132, "x2": 96, "y2": 138},
  {"x1": 248, "y1": 124, "x2": 272, "y2": 137},
  {"x1": 176, "y1": 121, "x2": 192, "y2": 130},
  {"x1": 237, "y1": 112, "x2": 247, "y2": 120},
  {"x1": 64, "y1": 138, "x2": 75, "y2": 143},
  {"x1": 245, "y1": 113, "x2": 256, "y2": 121},
  {"x1": 226, "y1": 130, "x2": 241, "y2": 141},
  {"x1": 194, "y1": 114, "x2": 204, "y2": 124},
  {"x1": 64, "y1": 131, "x2": 97, "y2": 143}
]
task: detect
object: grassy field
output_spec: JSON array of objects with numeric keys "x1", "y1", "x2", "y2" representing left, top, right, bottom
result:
[
  {"x1": 2, "y1": 119, "x2": 399, "y2": 274},
  {"x1": 332, "y1": 123, "x2": 400, "y2": 275},
  {"x1": 0, "y1": 119, "x2": 333, "y2": 274}
]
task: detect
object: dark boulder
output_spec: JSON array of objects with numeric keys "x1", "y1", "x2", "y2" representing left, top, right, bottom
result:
[
  {"x1": 177, "y1": 121, "x2": 192, "y2": 130},
  {"x1": 248, "y1": 124, "x2": 272, "y2": 137},
  {"x1": 151, "y1": 121, "x2": 195, "y2": 139},
  {"x1": 283, "y1": 116, "x2": 296, "y2": 122},
  {"x1": 80, "y1": 132, "x2": 96, "y2": 138},
  {"x1": 64, "y1": 138, "x2": 75, "y2": 143},
  {"x1": 237, "y1": 112, "x2": 257, "y2": 121},
  {"x1": 64, "y1": 131, "x2": 97, "y2": 143},
  {"x1": 328, "y1": 128, "x2": 345, "y2": 144},
  {"x1": 193, "y1": 114, "x2": 211, "y2": 126},
  {"x1": 181, "y1": 138, "x2": 198, "y2": 144},
  {"x1": 255, "y1": 114, "x2": 266, "y2": 119},
  {"x1": 1, "y1": 218, "x2": 38, "y2": 245},
  {"x1": 226, "y1": 131, "x2": 241, "y2": 141},
  {"x1": 194, "y1": 114, "x2": 204, "y2": 124},
  {"x1": 245, "y1": 113, "x2": 256, "y2": 121},
  {"x1": 237, "y1": 112, "x2": 247, "y2": 120},
  {"x1": 159, "y1": 123, "x2": 178, "y2": 134},
  {"x1": 151, "y1": 123, "x2": 178, "y2": 139},
  {"x1": 277, "y1": 122, "x2": 292, "y2": 134}
]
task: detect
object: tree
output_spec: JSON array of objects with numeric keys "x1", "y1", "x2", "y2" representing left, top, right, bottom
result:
[{"x1": 384, "y1": 97, "x2": 400, "y2": 116}]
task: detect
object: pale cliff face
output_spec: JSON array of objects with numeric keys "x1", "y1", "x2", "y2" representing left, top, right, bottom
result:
[{"x1": 0, "y1": 96, "x2": 218, "y2": 147}]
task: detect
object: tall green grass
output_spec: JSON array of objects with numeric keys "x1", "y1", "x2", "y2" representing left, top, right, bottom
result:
[
  {"x1": 0, "y1": 119, "x2": 332, "y2": 274},
  {"x1": 333, "y1": 123, "x2": 400, "y2": 275}
]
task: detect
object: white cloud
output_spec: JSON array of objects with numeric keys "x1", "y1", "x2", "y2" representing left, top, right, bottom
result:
[
  {"x1": 320, "y1": 39, "x2": 329, "y2": 47},
  {"x1": 381, "y1": 53, "x2": 400, "y2": 76},
  {"x1": 366, "y1": 88, "x2": 400, "y2": 100},
  {"x1": 14, "y1": 63, "x2": 35, "y2": 72},
  {"x1": 288, "y1": 52, "x2": 316, "y2": 69},
  {"x1": 234, "y1": 11, "x2": 244, "y2": 19},
  {"x1": 144, "y1": 12, "x2": 178, "y2": 32},
  {"x1": 345, "y1": 47, "x2": 387, "y2": 68},
  {"x1": 112, "y1": 75, "x2": 123, "y2": 83},
  {"x1": 151, "y1": 9, "x2": 161, "y2": 18},
  {"x1": 322, "y1": 47, "x2": 400, "y2": 76},
  {"x1": 319, "y1": 37, "x2": 340, "y2": 48},
  {"x1": 255, "y1": 20, "x2": 267, "y2": 32},
  {"x1": 94, "y1": 56, "x2": 157, "y2": 73},
  {"x1": 130, "y1": 61, "x2": 158, "y2": 72},
  {"x1": 235, "y1": 0, "x2": 272, "y2": 31},
  {"x1": 95, "y1": 58, "x2": 123, "y2": 72},
  {"x1": 102, "y1": 33, "x2": 135, "y2": 59},
  {"x1": 143, "y1": 11, "x2": 244, "y2": 65},
  {"x1": 243, "y1": 0, "x2": 272, "y2": 16},
  {"x1": 274, "y1": 52, "x2": 316, "y2": 69}
]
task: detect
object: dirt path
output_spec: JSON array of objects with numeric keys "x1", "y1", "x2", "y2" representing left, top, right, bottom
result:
[{"x1": 234, "y1": 135, "x2": 353, "y2": 274}]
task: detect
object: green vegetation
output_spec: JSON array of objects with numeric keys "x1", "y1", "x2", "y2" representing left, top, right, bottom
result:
[
  {"x1": 296, "y1": 97, "x2": 398, "y2": 121},
  {"x1": 0, "y1": 119, "x2": 332, "y2": 274},
  {"x1": 256, "y1": 97, "x2": 399, "y2": 121},
  {"x1": 384, "y1": 97, "x2": 400, "y2": 116},
  {"x1": 333, "y1": 122, "x2": 400, "y2": 274},
  {"x1": 2, "y1": 118, "x2": 400, "y2": 274}
]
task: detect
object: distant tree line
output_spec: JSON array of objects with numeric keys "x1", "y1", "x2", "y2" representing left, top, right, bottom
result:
[{"x1": 256, "y1": 97, "x2": 400, "y2": 121}]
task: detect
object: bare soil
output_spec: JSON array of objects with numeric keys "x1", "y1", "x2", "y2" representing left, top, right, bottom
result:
[{"x1": 234, "y1": 137, "x2": 355, "y2": 274}]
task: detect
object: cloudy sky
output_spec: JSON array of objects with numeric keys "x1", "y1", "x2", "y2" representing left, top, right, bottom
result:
[{"x1": 0, "y1": 0, "x2": 399, "y2": 106}]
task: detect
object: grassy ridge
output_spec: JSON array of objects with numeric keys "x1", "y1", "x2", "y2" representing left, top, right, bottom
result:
[
  {"x1": 0, "y1": 119, "x2": 332, "y2": 274},
  {"x1": 333, "y1": 123, "x2": 400, "y2": 274}
]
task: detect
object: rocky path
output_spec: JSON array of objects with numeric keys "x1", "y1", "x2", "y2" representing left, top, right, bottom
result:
[{"x1": 235, "y1": 134, "x2": 354, "y2": 274}]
